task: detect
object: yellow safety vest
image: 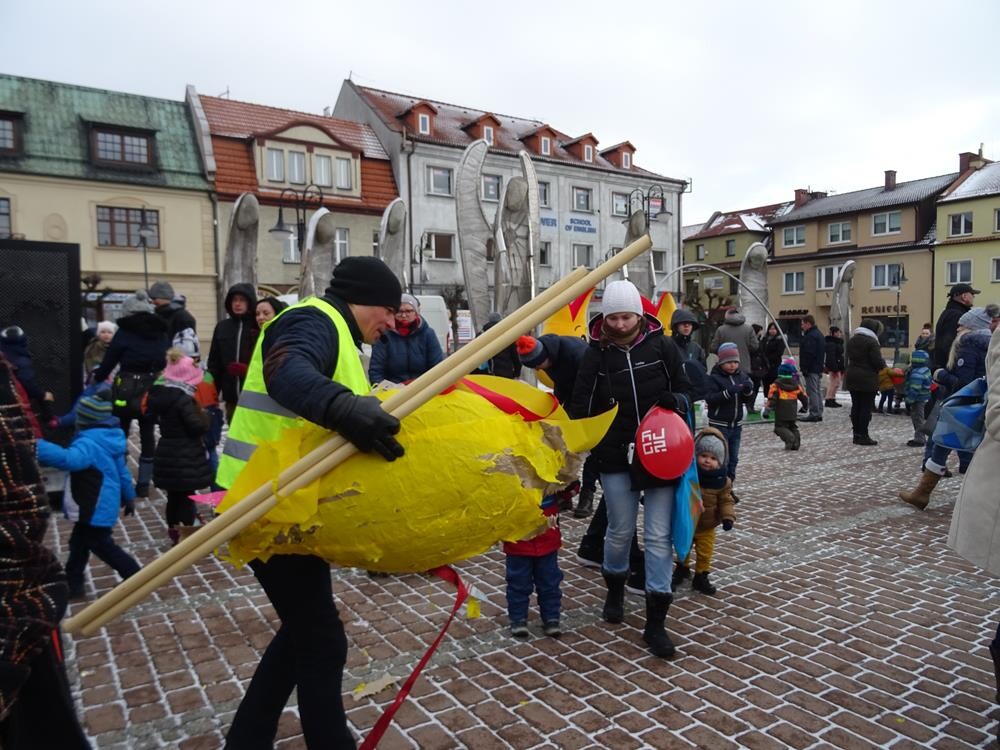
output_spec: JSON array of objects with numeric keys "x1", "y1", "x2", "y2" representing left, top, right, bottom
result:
[{"x1": 215, "y1": 297, "x2": 370, "y2": 489}]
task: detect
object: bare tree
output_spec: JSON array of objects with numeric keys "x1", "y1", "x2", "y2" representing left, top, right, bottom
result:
[
  {"x1": 439, "y1": 283, "x2": 467, "y2": 353},
  {"x1": 683, "y1": 287, "x2": 733, "y2": 351}
]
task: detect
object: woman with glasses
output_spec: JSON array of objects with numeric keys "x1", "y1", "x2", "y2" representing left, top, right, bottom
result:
[{"x1": 368, "y1": 294, "x2": 444, "y2": 385}]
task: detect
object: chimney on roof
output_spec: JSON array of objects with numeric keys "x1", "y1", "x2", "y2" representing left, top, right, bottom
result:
[
  {"x1": 959, "y1": 151, "x2": 988, "y2": 172},
  {"x1": 794, "y1": 188, "x2": 811, "y2": 207},
  {"x1": 322, "y1": 106, "x2": 331, "y2": 117},
  {"x1": 884, "y1": 170, "x2": 896, "y2": 191}
]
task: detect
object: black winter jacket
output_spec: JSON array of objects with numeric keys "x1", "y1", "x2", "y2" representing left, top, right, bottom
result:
[
  {"x1": 570, "y1": 314, "x2": 691, "y2": 473},
  {"x1": 934, "y1": 298, "x2": 972, "y2": 370},
  {"x1": 93, "y1": 313, "x2": 169, "y2": 382},
  {"x1": 704, "y1": 364, "x2": 754, "y2": 428},
  {"x1": 799, "y1": 326, "x2": 825, "y2": 374},
  {"x1": 145, "y1": 384, "x2": 212, "y2": 491},
  {"x1": 0, "y1": 334, "x2": 45, "y2": 401},
  {"x1": 481, "y1": 318, "x2": 521, "y2": 379},
  {"x1": 762, "y1": 333, "x2": 785, "y2": 376},
  {"x1": 156, "y1": 302, "x2": 198, "y2": 356},
  {"x1": 824, "y1": 335, "x2": 845, "y2": 372},
  {"x1": 535, "y1": 334, "x2": 586, "y2": 405},
  {"x1": 844, "y1": 329, "x2": 885, "y2": 392},
  {"x1": 207, "y1": 283, "x2": 259, "y2": 404}
]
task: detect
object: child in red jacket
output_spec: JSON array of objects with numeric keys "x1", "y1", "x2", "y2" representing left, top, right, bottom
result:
[{"x1": 503, "y1": 495, "x2": 562, "y2": 639}]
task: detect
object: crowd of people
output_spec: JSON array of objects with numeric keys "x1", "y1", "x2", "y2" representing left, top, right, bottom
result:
[{"x1": 1, "y1": 265, "x2": 999, "y2": 747}]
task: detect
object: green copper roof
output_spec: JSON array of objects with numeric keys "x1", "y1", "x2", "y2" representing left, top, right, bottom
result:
[{"x1": 0, "y1": 74, "x2": 210, "y2": 191}]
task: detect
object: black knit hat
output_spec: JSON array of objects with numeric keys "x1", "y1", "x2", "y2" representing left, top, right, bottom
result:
[{"x1": 325, "y1": 257, "x2": 402, "y2": 309}]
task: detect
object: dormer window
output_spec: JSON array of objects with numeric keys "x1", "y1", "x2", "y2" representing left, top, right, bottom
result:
[
  {"x1": 0, "y1": 114, "x2": 22, "y2": 156},
  {"x1": 418, "y1": 113, "x2": 431, "y2": 135},
  {"x1": 540, "y1": 136, "x2": 551, "y2": 156},
  {"x1": 92, "y1": 127, "x2": 153, "y2": 166},
  {"x1": 622, "y1": 152, "x2": 631, "y2": 169},
  {"x1": 584, "y1": 144, "x2": 593, "y2": 163},
  {"x1": 483, "y1": 125, "x2": 494, "y2": 145}
]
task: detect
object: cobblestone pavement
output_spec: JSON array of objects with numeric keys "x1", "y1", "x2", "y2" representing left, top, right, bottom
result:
[{"x1": 52, "y1": 400, "x2": 1000, "y2": 749}]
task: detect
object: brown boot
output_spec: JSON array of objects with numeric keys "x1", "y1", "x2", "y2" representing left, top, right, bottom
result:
[{"x1": 899, "y1": 470, "x2": 942, "y2": 510}]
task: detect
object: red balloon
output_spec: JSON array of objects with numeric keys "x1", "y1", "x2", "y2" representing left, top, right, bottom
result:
[{"x1": 635, "y1": 406, "x2": 694, "y2": 480}]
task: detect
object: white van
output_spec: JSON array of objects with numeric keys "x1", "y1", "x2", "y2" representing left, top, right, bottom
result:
[{"x1": 415, "y1": 295, "x2": 450, "y2": 353}]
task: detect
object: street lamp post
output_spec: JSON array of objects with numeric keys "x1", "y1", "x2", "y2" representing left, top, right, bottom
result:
[
  {"x1": 892, "y1": 264, "x2": 908, "y2": 364},
  {"x1": 268, "y1": 185, "x2": 325, "y2": 257},
  {"x1": 627, "y1": 184, "x2": 672, "y2": 295},
  {"x1": 136, "y1": 209, "x2": 156, "y2": 291}
]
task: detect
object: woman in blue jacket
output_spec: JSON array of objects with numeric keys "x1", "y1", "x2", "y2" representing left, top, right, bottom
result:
[{"x1": 368, "y1": 294, "x2": 444, "y2": 384}]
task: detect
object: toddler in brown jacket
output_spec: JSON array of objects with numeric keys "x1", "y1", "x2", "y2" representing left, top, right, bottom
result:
[{"x1": 672, "y1": 428, "x2": 735, "y2": 595}]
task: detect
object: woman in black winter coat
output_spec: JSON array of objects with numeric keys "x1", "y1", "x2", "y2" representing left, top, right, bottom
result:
[
  {"x1": 145, "y1": 349, "x2": 213, "y2": 545},
  {"x1": 570, "y1": 281, "x2": 690, "y2": 660},
  {"x1": 94, "y1": 291, "x2": 169, "y2": 497},
  {"x1": 760, "y1": 322, "x2": 786, "y2": 399},
  {"x1": 823, "y1": 327, "x2": 846, "y2": 407},
  {"x1": 207, "y1": 283, "x2": 259, "y2": 424},
  {"x1": 844, "y1": 319, "x2": 886, "y2": 445}
]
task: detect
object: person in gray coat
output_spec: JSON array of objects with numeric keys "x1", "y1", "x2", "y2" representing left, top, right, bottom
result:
[{"x1": 710, "y1": 308, "x2": 759, "y2": 409}]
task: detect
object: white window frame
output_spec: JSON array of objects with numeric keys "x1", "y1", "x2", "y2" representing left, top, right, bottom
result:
[
  {"x1": 828, "y1": 221, "x2": 852, "y2": 244},
  {"x1": 540, "y1": 135, "x2": 551, "y2": 156},
  {"x1": 816, "y1": 265, "x2": 838, "y2": 290},
  {"x1": 652, "y1": 249, "x2": 666, "y2": 272},
  {"x1": 539, "y1": 240, "x2": 552, "y2": 267},
  {"x1": 418, "y1": 113, "x2": 431, "y2": 135},
  {"x1": 725, "y1": 239, "x2": 736, "y2": 257},
  {"x1": 428, "y1": 232, "x2": 455, "y2": 260},
  {"x1": 313, "y1": 154, "x2": 332, "y2": 187},
  {"x1": 573, "y1": 243, "x2": 593, "y2": 268},
  {"x1": 948, "y1": 211, "x2": 973, "y2": 237},
  {"x1": 572, "y1": 186, "x2": 592, "y2": 212},
  {"x1": 703, "y1": 276, "x2": 725, "y2": 291},
  {"x1": 288, "y1": 151, "x2": 306, "y2": 184},
  {"x1": 482, "y1": 174, "x2": 501, "y2": 202},
  {"x1": 281, "y1": 233, "x2": 300, "y2": 264},
  {"x1": 696, "y1": 244, "x2": 705, "y2": 261},
  {"x1": 621, "y1": 152, "x2": 631, "y2": 169},
  {"x1": 426, "y1": 166, "x2": 454, "y2": 197},
  {"x1": 992, "y1": 257, "x2": 1000, "y2": 283},
  {"x1": 872, "y1": 263, "x2": 902, "y2": 289},
  {"x1": 872, "y1": 210, "x2": 902, "y2": 236},
  {"x1": 946, "y1": 259, "x2": 972, "y2": 285},
  {"x1": 611, "y1": 192, "x2": 629, "y2": 217},
  {"x1": 537, "y1": 181, "x2": 550, "y2": 208},
  {"x1": 0, "y1": 197, "x2": 11, "y2": 237},
  {"x1": 783, "y1": 225, "x2": 805, "y2": 248},
  {"x1": 266, "y1": 148, "x2": 284, "y2": 182},
  {"x1": 334, "y1": 227, "x2": 349, "y2": 261},
  {"x1": 995, "y1": 208, "x2": 1000, "y2": 233},
  {"x1": 782, "y1": 271, "x2": 805, "y2": 294},
  {"x1": 335, "y1": 157, "x2": 353, "y2": 190},
  {"x1": 483, "y1": 125, "x2": 494, "y2": 145},
  {"x1": 583, "y1": 144, "x2": 593, "y2": 163}
]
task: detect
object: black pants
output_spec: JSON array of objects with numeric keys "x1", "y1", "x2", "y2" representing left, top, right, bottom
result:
[
  {"x1": 165, "y1": 490, "x2": 197, "y2": 527},
  {"x1": 0, "y1": 633, "x2": 91, "y2": 749},
  {"x1": 849, "y1": 390, "x2": 876, "y2": 437},
  {"x1": 65, "y1": 523, "x2": 141, "y2": 596},
  {"x1": 225, "y1": 554, "x2": 354, "y2": 750},
  {"x1": 581, "y1": 454, "x2": 599, "y2": 494},
  {"x1": 120, "y1": 413, "x2": 156, "y2": 459}
]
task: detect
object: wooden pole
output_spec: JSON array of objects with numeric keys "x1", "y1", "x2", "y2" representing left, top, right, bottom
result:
[{"x1": 64, "y1": 235, "x2": 652, "y2": 634}]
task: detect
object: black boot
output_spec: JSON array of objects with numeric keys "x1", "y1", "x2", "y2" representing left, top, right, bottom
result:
[
  {"x1": 135, "y1": 457, "x2": 154, "y2": 498},
  {"x1": 671, "y1": 562, "x2": 690, "y2": 588},
  {"x1": 990, "y1": 641, "x2": 1000, "y2": 703},
  {"x1": 573, "y1": 488, "x2": 595, "y2": 519},
  {"x1": 853, "y1": 434, "x2": 878, "y2": 446},
  {"x1": 691, "y1": 571, "x2": 717, "y2": 595},
  {"x1": 601, "y1": 569, "x2": 627, "y2": 624},
  {"x1": 642, "y1": 592, "x2": 676, "y2": 658}
]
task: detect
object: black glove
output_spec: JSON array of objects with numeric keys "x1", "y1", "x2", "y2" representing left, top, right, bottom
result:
[
  {"x1": 725, "y1": 383, "x2": 743, "y2": 395},
  {"x1": 326, "y1": 395, "x2": 404, "y2": 462},
  {"x1": 722, "y1": 519, "x2": 733, "y2": 531},
  {"x1": 658, "y1": 392, "x2": 687, "y2": 416},
  {"x1": 123, "y1": 500, "x2": 135, "y2": 517}
]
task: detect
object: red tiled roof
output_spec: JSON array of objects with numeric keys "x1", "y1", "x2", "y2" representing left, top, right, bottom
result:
[
  {"x1": 352, "y1": 83, "x2": 682, "y2": 184},
  {"x1": 210, "y1": 135, "x2": 397, "y2": 215},
  {"x1": 600, "y1": 141, "x2": 636, "y2": 155},
  {"x1": 199, "y1": 95, "x2": 389, "y2": 160},
  {"x1": 687, "y1": 201, "x2": 794, "y2": 240}
]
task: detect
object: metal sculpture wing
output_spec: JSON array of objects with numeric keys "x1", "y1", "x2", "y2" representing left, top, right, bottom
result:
[
  {"x1": 378, "y1": 198, "x2": 408, "y2": 289},
  {"x1": 519, "y1": 151, "x2": 540, "y2": 302},
  {"x1": 829, "y1": 260, "x2": 856, "y2": 333},
  {"x1": 455, "y1": 140, "x2": 493, "y2": 332},
  {"x1": 738, "y1": 242, "x2": 769, "y2": 330},
  {"x1": 494, "y1": 177, "x2": 533, "y2": 315},
  {"x1": 298, "y1": 209, "x2": 336, "y2": 299},
  {"x1": 222, "y1": 193, "x2": 259, "y2": 296},
  {"x1": 622, "y1": 210, "x2": 646, "y2": 289}
]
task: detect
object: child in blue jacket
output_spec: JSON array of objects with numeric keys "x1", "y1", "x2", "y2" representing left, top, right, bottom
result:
[
  {"x1": 36, "y1": 390, "x2": 140, "y2": 598},
  {"x1": 903, "y1": 349, "x2": 932, "y2": 447}
]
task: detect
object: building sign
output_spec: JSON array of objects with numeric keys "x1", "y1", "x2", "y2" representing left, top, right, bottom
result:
[
  {"x1": 565, "y1": 218, "x2": 597, "y2": 234},
  {"x1": 861, "y1": 305, "x2": 907, "y2": 314},
  {"x1": 540, "y1": 217, "x2": 558, "y2": 227}
]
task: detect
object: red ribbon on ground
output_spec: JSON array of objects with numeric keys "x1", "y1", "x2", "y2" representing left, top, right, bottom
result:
[{"x1": 359, "y1": 566, "x2": 469, "y2": 750}]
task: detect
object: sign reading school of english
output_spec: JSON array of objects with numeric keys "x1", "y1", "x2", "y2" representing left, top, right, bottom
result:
[{"x1": 565, "y1": 218, "x2": 597, "y2": 234}]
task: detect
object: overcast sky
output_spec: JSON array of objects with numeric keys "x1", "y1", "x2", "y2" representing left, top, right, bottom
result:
[{"x1": 4, "y1": 0, "x2": 998, "y2": 224}]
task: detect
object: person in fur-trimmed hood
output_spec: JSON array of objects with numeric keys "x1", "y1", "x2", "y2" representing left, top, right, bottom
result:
[
  {"x1": 672, "y1": 428, "x2": 734, "y2": 596},
  {"x1": 207, "y1": 282, "x2": 258, "y2": 424},
  {"x1": 844, "y1": 318, "x2": 886, "y2": 446},
  {"x1": 709, "y1": 307, "x2": 759, "y2": 374},
  {"x1": 703, "y1": 342, "x2": 753, "y2": 481}
]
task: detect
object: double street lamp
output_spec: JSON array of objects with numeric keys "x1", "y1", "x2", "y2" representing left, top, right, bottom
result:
[
  {"x1": 892, "y1": 264, "x2": 908, "y2": 364},
  {"x1": 269, "y1": 185, "x2": 325, "y2": 256},
  {"x1": 135, "y1": 209, "x2": 156, "y2": 291},
  {"x1": 626, "y1": 184, "x2": 673, "y2": 295}
]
